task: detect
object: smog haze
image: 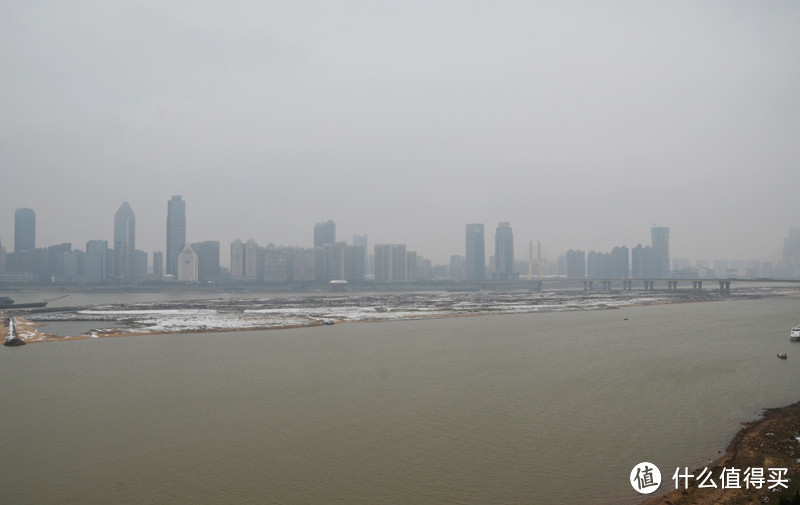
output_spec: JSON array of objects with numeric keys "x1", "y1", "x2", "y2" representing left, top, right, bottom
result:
[{"x1": 2, "y1": 1, "x2": 799, "y2": 265}]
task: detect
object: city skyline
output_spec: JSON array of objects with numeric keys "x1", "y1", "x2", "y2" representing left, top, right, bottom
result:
[
  {"x1": 0, "y1": 200, "x2": 796, "y2": 269},
  {"x1": 2, "y1": 3, "x2": 799, "y2": 266},
  {"x1": 3, "y1": 198, "x2": 800, "y2": 283}
]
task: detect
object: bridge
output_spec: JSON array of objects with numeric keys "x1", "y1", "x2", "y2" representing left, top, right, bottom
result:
[
  {"x1": 475, "y1": 278, "x2": 800, "y2": 295},
  {"x1": 568, "y1": 278, "x2": 800, "y2": 295}
]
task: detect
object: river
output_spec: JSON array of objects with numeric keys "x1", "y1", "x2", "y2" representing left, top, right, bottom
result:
[{"x1": 1, "y1": 294, "x2": 798, "y2": 504}]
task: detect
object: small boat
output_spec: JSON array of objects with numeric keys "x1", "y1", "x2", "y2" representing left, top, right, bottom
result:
[
  {"x1": 790, "y1": 326, "x2": 800, "y2": 342},
  {"x1": 777, "y1": 353, "x2": 788, "y2": 360}
]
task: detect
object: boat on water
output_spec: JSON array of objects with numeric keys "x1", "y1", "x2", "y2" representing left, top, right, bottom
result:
[
  {"x1": 791, "y1": 326, "x2": 800, "y2": 342},
  {"x1": 777, "y1": 353, "x2": 788, "y2": 360},
  {"x1": 0, "y1": 295, "x2": 67, "y2": 310}
]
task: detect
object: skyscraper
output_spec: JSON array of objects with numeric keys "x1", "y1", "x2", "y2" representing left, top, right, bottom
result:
[
  {"x1": 651, "y1": 226, "x2": 670, "y2": 277},
  {"x1": 166, "y1": 195, "x2": 186, "y2": 276},
  {"x1": 494, "y1": 222, "x2": 514, "y2": 281},
  {"x1": 14, "y1": 208, "x2": 36, "y2": 252},
  {"x1": 314, "y1": 220, "x2": 336, "y2": 248},
  {"x1": 192, "y1": 241, "x2": 220, "y2": 283},
  {"x1": 113, "y1": 202, "x2": 136, "y2": 282},
  {"x1": 465, "y1": 223, "x2": 485, "y2": 281},
  {"x1": 85, "y1": 240, "x2": 108, "y2": 283}
]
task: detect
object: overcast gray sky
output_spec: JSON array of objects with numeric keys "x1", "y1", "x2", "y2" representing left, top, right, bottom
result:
[{"x1": 2, "y1": 1, "x2": 798, "y2": 266}]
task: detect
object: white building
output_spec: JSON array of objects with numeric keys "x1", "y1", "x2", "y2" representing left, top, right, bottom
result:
[{"x1": 177, "y1": 244, "x2": 198, "y2": 283}]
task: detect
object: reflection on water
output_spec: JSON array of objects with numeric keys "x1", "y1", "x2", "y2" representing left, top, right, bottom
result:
[{"x1": 1, "y1": 295, "x2": 799, "y2": 505}]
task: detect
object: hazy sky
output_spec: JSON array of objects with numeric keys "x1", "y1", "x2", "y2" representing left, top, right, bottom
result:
[{"x1": 2, "y1": 1, "x2": 799, "y2": 266}]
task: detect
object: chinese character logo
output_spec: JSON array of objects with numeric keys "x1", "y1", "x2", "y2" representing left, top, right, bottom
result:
[{"x1": 631, "y1": 462, "x2": 662, "y2": 494}]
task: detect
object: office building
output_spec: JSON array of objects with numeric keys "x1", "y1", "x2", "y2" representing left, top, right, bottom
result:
[
  {"x1": 166, "y1": 195, "x2": 186, "y2": 276},
  {"x1": 192, "y1": 241, "x2": 220, "y2": 283},
  {"x1": 494, "y1": 222, "x2": 514, "y2": 281},
  {"x1": 14, "y1": 208, "x2": 36, "y2": 252},
  {"x1": 465, "y1": 224, "x2": 485, "y2": 281},
  {"x1": 113, "y1": 202, "x2": 136, "y2": 282}
]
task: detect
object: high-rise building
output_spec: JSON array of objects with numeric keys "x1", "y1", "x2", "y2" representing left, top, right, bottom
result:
[
  {"x1": 85, "y1": 240, "x2": 108, "y2": 283},
  {"x1": 166, "y1": 195, "x2": 186, "y2": 276},
  {"x1": 611, "y1": 246, "x2": 630, "y2": 278},
  {"x1": 344, "y1": 244, "x2": 365, "y2": 282},
  {"x1": 374, "y1": 244, "x2": 407, "y2": 281},
  {"x1": 494, "y1": 222, "x2": 514, "y2": 281},
  {"x1": 113, "y1": 202, "x2": 136, "y2": 282},
  {"x1": 314, "y1": 220, "x2": 336, "y2": 248},
  {"x1": 14, "y1": 208, "x2": 36, "y2": 252},
  {"x1": 191, "y1": 241, "x2": 220, "y2": 283},
  {"x1": 566, "y1": 249, "x2": 586, "y2": 279},
  {"x1": 292, "y1": 248, "x2": 316, "y2": 282},
  {"x1": 449, "y1": 255, "x2": 466, "y2": 281},
  {"x1": 651, "y1": 226, "x2": 670, "y2": 278},
  {"x1": 406, "y1": 250, "x2": 418, "y2": 280},
  {"x1": 230, "y1": 239, "x2": 258, "y2": 281},
  {"x1": 588, "y1": 246, "x2": 630, "y2": 279},
  {"x1": 177, "y1": 244, "x2": 198, "y2": 283},
  {"x1": 631, "y1": 244, "x2": 652, "y2": 279},
  {"x1": 133, "y1": 249, "x2": 148, "y2": 281},
  {"x1": 353, "y1": 234, "x2": 368, "y2": 277},
  {"x1": 152, "y1": 251, "x2": 163, "y2": 280},
  {"x1": 783, "y1": 228, "x2": 800, "y2": 278},
  {"x1": 465, "y1": 223, "x2": 485, "y2": 281}
]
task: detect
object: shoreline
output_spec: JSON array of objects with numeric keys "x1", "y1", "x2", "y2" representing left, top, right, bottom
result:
[
  {"x1": 642, "y1": 401, "x2": 800, "y2": 505},
  {"x1": 1, "y1": 289, "x2": 794, "y2": 345}
]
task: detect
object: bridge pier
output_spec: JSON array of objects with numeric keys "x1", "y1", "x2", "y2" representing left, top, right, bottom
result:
[
  {"x1": 667, "y1": 281, "x2": 678, "y2": 291},
  {"x1": 692, "y1": 281, "x2": 703, "y2": 292},
  {"x1": 602, "y1": 280, "x2": 612, "y2": 291},
  {"x1": 584, "y1": 280, "x2": 593, "y2": 291},
  {"x1": 643, "y1": 280, "x2": 654, "y2": 291},
  {"x1": 719, "y1": 281, "x2": 730, "y2": 296},
  {"x1": 623, "y1": 280, "x2": 632, "y2": 291}
]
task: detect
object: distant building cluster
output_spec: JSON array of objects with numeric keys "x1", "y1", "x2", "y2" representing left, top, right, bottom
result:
[{"x1": 1, "y1": 199, "x2": 798, "y2": 286}]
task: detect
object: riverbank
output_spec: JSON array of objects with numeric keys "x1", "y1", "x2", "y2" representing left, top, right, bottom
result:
[
  {"x1": 0, "y1": 316, "x2": 326, "y2": 343},
  {"x1": 2, "y1": 289, "x2": 773, "y2": 344},
  {"x1": 642, "y1": 401, "x2": 800, "y2": 505}
]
